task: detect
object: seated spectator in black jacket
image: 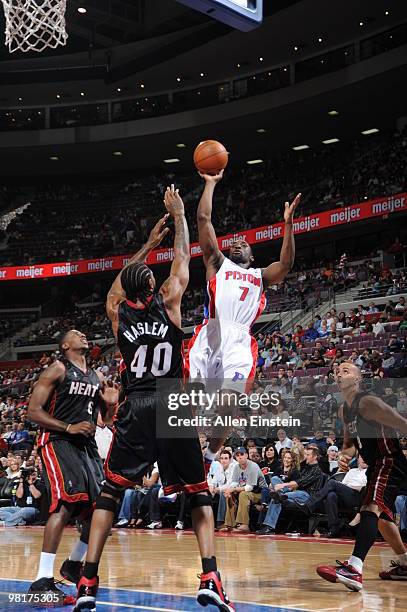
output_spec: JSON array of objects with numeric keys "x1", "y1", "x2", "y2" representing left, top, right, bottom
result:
[
  {"x1": 293, "y1": 456, "x2": 367, "y2": 537},
  {"x1": 256, "y1": 447, "x2": 325, "y2": 535},
  {"x1": 0, "y1": 468, "x2": 44, "y2": 526}
]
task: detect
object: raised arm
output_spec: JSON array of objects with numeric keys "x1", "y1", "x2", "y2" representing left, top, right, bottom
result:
[
  {"x1": 197, "y1": 171, "x2": 225, "y2": 275},
  {"x1": 359, "y1": 394, "x2": 407, "y2": 436},
  {"x1": 27, "y1": 362, "x2": 95, "y2": 437},
  {"x1": 106, "y1": 214, "x2": 170, "y2": 336},
  {"x1": 159, "y1": 185, "x2": 190, "y2": 328},
  {"x1": 262, "y1": 193, "x2": 301, "y2": 287}
]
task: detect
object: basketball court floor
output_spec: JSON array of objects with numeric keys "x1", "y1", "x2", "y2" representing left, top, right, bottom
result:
[{"x1": 0, "y1": 527, "x2": 406, "y2": 611}]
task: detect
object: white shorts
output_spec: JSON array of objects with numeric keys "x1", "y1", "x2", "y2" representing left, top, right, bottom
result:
[{"x1": 185, "y1": 319, "x2": 258, "y2": 392}]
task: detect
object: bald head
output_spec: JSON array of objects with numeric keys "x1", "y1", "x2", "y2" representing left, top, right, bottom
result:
[{"x1": 335, "y1": 361, "x2": 362, "y2": 390}]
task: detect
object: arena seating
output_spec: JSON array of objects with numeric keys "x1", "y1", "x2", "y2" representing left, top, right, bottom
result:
[{"x1": 0, "y1": 128, "x2": 405, "y2": 266}]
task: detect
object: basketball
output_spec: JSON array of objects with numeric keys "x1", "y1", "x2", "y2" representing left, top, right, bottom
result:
[{"x1": 193, "y1": 140, "x2": 229, "y2": 175}]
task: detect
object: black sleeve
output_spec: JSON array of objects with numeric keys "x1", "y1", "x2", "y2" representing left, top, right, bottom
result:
[
  {"x1": 288, "y1": 468, "x2": 300, "y2": 481},
  {"x1": 296, "y1": 466, "x2": 321, "y2": 490},
  {"x1": 16, "y1": 482, "x2": 29, "y2": 508}
]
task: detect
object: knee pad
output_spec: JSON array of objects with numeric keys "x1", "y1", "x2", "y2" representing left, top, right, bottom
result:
[
  {"x1": 189, "y1": 492, "x2": 212, "y2": 511},
  {"x1": 102, "y1": 480, "x2": 124, "y2": 498},
  {"x1": 95, "y1": 494, "x2": 120, "y2": 514}
]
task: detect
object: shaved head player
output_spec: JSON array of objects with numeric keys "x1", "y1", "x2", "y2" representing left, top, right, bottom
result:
[
  {"x1": 317, "y1": 362, "x2": 407, "y2": 590},
  {"x1": 186, "y1": 169, "x2": 300, "y2": 456},
  {"x1": 74, "y1": 186, "x2": 235, "y2": 612}
]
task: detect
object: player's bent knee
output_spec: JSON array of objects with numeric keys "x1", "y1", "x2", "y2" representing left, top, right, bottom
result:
[{"x1": 189, "y1": 492, "x2": 212, "y2": 510}]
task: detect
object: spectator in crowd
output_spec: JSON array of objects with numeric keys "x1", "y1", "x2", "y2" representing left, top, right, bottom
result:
[
  {"x1": 256, "y1": 447, "x2": 325, "y2": 535},
  {"x1": 221, "y1": 447, "x2": 267, "y2": 532},
  {"x1": 395, "y1": 296, "x2": 406, "y2": 314},
  {"x1": 308, "y1": 431, "x2": 328, "y2": 454},
  {"x1": 116, "y1": 465, "x2": 160, "y2": 528},
  {"x1": 0, "y1": 468, "x2": 44, "y2": 527},
  {"x1": 382, "y1": 349, "x2": 396, "y2": 374},
  {"x1": 6, "y1": 457, "x2": 21, "y2": 479},
  {"x1": 209, "y1": 449, "x2": 236, "y2": 528},
  {"x1": 275, "y1": 429, "x2": 293, "y2": 455},
  {"x1": 327, "y1": 446, "x2": 339, "y2": 473},
  {"x1": 304, "y1": 349, "x2": 325, "y2": 369},
  {"x1": 258, "y1": 449, "x2": 301, "y2": 524},
  {"x1": 294, "y1": 456, "x2": 367, "y2": 537},
  {"x1": 397, "y1": 389, "x2": 407, "y2": 417},
  {"x1": 388, "y1": 334, "x2": 403, "y2": 351},
  {"x1": 248, "y1": 447, "x2": 262, "y2": 464},
  {"x1": 259, "y1": 444, "x2": 280, "y2": 474}
]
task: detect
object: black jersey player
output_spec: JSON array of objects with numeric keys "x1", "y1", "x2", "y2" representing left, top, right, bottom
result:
[
  {"x1": 26, "y1": 330, "x2": 118, "y2": 605},
  {"x1": 74, "y1": 185, "x2": 235, "y2": 612},
  {"x1": 317, "y1": 362, "x2": 407, "y2": 590}
]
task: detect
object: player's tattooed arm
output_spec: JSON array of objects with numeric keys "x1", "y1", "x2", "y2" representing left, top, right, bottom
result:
[
  {"x1": 106, "y1": 214, "x2": 170, "y2": 330},
  {"x1": 261, "y1": 193, "x2": 301, "y2": 287},
  {"x1": 27, "y1": 362, "x2": 95, "y2": 436},
  {"x1": 359, "y1": 395, "x2": 407, "y2": 435},
  {"x1": 160, "y1": 185, "x2": 190, "y2": 327},
  {"x1": 197, "y1": 170, "x2": 225, "y2": 275}
]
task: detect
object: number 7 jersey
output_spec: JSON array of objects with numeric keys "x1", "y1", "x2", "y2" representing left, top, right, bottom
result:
[
  {"x1": 185, "y1": 257, "x2": 266, "y2": 390},
  {"x1": 118, "y1": 293, "x2": 184, "y2": 394}
]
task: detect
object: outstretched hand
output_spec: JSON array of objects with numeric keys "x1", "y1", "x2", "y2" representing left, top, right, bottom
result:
[
  {"x1": 198, "y1": 169, "x2": 224, "y2": 184},
  {"x1": 284, "y1": 193, "x2": 301, "y2": 224},
  {"x1": 164, "y1": 184, "x2": 185, "y2": 217},
  {"x1": 147, "y1": 213, "x2": 171, "y2": 248},
  {"x1": 99, "y1": 380, "x2": 119, "y2": 407}
]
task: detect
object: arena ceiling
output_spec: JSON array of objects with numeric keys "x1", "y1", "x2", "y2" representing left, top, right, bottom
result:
[
  {"x1": 0, "y1": 62, "x2": 405, "y2": 178},
  {"x1": 0, "y1": 0, "x2": 405, "y2": 177},
  {"x1": 0, "y1": 0, "x2": 404, "y2": 103}
]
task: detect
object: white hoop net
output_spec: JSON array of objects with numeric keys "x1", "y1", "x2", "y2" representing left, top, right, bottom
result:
[{"x1": 1, "y1": 0, "x2": 67, "y2": 53}]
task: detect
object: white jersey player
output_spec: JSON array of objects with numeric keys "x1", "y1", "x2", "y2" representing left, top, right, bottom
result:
[
  {"x1": 186, "y1": 170, "x2": 300, "y2": 400},
  {"x1": 186, "y1": 255, "x2": 265, "y2": 389}
]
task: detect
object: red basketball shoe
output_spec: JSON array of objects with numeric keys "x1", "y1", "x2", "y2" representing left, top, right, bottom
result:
[
  {"x1": 73, "y1": 575, "x2": 99, "y2": 612},
  {"x1": 317, "y1": 560, "x2": 363, "y2": 591},
  {"x1": 197, "y1": 571, "x2": 235, "y2": 611}
]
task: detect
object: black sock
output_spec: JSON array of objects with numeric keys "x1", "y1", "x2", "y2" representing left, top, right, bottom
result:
[
  {"x1": 202, "y1": 556, "x2": 217, "y2": 574},
  {"x1": 352, "y1": 511, "x2": 379, "y2": 562},
  {"x1": 83, "y1": 561, "x2": 99, "y2": 580}
]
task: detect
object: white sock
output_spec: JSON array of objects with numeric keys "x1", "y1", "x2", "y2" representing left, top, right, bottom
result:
[
  {"x1": 397, "y1": 552, "x2": 407, "y2": 567},
  {"x1": 36, "y1": 552, "x2": 56, "y2": 580},
  {"x1": 348, "y1": 555, "x2": 363, "y2": 573},
  {"x1": 69, "y1": 539, "x2": 88, "y2": 562}
]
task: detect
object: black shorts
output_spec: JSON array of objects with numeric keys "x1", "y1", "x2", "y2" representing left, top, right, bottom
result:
[
  {"x1": 40, "y1": 439, "x2": 104, "y2": 514},
  {"x1": 363, "y1": 454, "x2": 407, "y2": 520},
  {"x1": 105, "y1": 394, "x2": 208, "y2": 496}
]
